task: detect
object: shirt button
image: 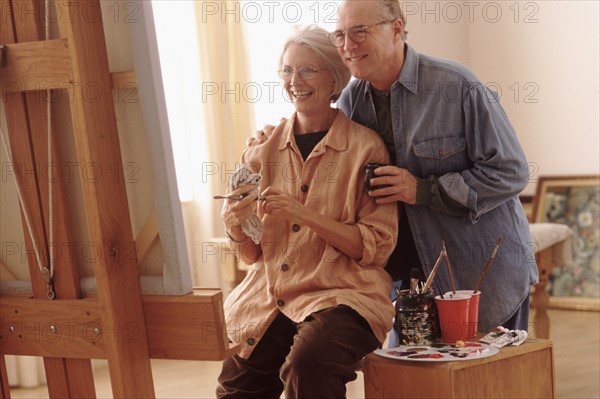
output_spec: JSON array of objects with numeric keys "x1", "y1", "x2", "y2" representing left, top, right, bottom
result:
[
  {"x1": 277, "y1": 299, "x2": 285, "y2": 307},
  {"x1": 301, "y1": 184, "x2": 309, "y2": 193},
  {"x1": 281, "y1": 264, "x2": 289, "y2": 272},
  {"x1": 247, "y1": 338, "x2": 256, "y2": 346},
  {"x1": 292, "y1": 224, "x2": 300, "y2": 232}
]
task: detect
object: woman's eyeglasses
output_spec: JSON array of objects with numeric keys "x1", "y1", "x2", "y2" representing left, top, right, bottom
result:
[
  {"x1": 328, "y1": 20, "x2": 393, "y2": 48},
  {"x1": 278, "y1": 66, "x2": 323, "y2": 80}
]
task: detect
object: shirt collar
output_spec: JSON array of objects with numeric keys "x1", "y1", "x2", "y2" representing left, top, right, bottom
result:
[
  {"x1": 361, "y1": 43, "x2": 419, "y2": 100},
  {"x1": 397, "y1": 44, "x2": 419, "y2": 93},
  {"x1": 278, "y1": 111, "x2": 348, "y2": 153}
]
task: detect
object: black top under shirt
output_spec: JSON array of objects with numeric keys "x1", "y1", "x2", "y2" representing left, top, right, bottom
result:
[
  {"x1": 371, "y1": 86, "x2": 422, "y2": 283},
  {"x1": 370, "y1": 87, "x2": 397, "y2": 165},
  {"x1": 294, "y1": 131, "x2": 327, "y2": 160},
  {"x1": 370, "y1": 85, "x2": 469, "y2": 284}
]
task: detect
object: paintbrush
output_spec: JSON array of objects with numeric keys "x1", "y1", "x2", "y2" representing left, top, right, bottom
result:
[
  {"x1": 410, "y1": 267, "x2": 421, "y2": 294},
  {"x1": 441, "y1": 240, "x2": 456, "y2": 296},
  {"x1": 394, "y1": 285, "x2": 402, "y2": 298},
  {"x1": 213, "y1": 194, "x2": 266, "y2": 201},
  {"x1": 422, "y1": 247, "x2": 446, "y2": 294},
  {"x1": 473, "y1": 237, "x2": 503, "y2": 293}
]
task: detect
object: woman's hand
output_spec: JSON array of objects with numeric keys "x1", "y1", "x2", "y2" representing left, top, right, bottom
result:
[
  {"x1": 261, "y1": 186, "x2": 364, "y2": 260},
  {"x1": 260, "y1": 186, "x2": 305, "y2": 221},
  {"x1": 221, "y1": 184, "x2": 260, "y2": 240}
]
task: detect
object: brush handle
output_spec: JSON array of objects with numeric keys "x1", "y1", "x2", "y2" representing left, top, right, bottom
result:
[
  {"x1": 473, "y1": 237, "x2": 503, "y2": 293},
  {"x1": 441, "y1": 240, "x2": 456, "y2": 295},
  {"x1": 443, "y1": 251, "x2": 456, "y2": 295},
  {"x1": 423, "y1": 248, "x2": 445, "y2": 293}
]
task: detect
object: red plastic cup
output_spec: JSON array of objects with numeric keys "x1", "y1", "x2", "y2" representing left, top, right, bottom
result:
[
  {"x1": 435, "y1": 293, "x2": 471, "y2": 343},
  {"x1": 447, "y1": 290, "x2": 481, "y2": 340}
]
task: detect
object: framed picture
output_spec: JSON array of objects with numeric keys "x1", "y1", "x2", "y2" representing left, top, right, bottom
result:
[{"x1": 532, "y1": 175, "x2": 600, "y2": 310}]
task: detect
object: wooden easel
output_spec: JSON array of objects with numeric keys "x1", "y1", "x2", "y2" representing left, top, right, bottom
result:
[{"x1": 0, "y1": 1, "x2": 237, "y2": 397}]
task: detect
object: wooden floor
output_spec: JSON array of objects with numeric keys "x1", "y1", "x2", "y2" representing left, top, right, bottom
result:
[{"x1": 9, "y1": 309, "x2": 600, "y2": 399}]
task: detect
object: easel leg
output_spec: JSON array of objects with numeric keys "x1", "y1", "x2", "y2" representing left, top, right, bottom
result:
[
  {"x1": 44, "y1": 358, "x2": 96, "y2": 398},
  {"x1": 0, "y1": 355, "x2": 10, "y2": 399}
]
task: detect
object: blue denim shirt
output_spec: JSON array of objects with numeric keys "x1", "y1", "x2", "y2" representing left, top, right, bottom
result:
[{"x1": 338, "y1": 44, "x2": 539, "y2": 330}]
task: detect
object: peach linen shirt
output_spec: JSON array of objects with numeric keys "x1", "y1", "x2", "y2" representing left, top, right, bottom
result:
[{"x1": 224, "y1": 111, "x2": 398, "y2": 359}]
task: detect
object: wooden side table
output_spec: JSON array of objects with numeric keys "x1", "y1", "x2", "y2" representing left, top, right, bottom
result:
[{"x1": 364, "y1": 339, "x2": 555, "y2": 399}]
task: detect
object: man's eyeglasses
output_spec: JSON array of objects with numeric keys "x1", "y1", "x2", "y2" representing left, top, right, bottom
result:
[
  {"x1": 328, "y1": 20, "x2": 393, "y2": 48},
  {"x1": 278, "y1": 66, "x2": 322, "y2": 80}
]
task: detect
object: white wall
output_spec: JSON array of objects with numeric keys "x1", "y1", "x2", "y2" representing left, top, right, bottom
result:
[
  {"x1": 403, "y1": 1, "x2": 469, "y2": 65},
  {"x1": 470, "y1": 1, "x2": 599, "y2": 195},
  {"x1": 406, "y1": 1, "x2": 599, "y2": 195},
  {"x1": 246, "y1": 1, "x2": 599, "y2": 196}
]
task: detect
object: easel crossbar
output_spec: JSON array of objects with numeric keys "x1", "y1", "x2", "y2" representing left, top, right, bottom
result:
[
  {"x1": 0, "y1": 289, "x2": 239, "y2": 361},
  {"x1": 0, "y1": 39, "x2": 73, "y2": 92}
]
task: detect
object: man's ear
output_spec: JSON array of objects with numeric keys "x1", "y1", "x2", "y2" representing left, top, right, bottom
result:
[{"x1": 392, "y1": 18, "x2": 405, "y2": 43}]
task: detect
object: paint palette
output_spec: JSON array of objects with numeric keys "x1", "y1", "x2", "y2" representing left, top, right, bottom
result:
[{"x1": 374, "y1": 342, "x2": 499, "y2": 362}]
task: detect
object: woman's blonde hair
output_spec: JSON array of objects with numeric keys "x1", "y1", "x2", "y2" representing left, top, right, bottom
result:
[{"x1": 279, "y1": 25, "x2": 351, "y2": 103}]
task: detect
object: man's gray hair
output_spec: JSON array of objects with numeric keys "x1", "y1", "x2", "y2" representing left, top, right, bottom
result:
[{"x1": 374, "y1": 0, "x2": 409, "y2": 40}]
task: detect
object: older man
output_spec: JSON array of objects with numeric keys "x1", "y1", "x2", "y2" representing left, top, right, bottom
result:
[{"x1": 332, "y1": 0, "x2": 537, "y2": 338}]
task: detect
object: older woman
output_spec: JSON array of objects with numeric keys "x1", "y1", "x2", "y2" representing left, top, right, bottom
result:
[{"x1": 216, "y1": 25, "x2": 397, "y2": 399}]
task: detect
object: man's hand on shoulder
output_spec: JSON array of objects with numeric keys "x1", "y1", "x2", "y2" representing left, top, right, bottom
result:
[{"x1": 246, "y1": 118, "x2": 287, "y2": 147}]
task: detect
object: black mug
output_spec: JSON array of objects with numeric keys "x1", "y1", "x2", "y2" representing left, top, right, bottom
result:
[{"x1": 364, "y1": 163, "x2": 390, "y2": 192}]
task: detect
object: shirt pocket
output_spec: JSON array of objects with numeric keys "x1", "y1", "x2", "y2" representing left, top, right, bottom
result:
[{"x1": 412, "y1": 135, "x2": 468, "y2": 176}]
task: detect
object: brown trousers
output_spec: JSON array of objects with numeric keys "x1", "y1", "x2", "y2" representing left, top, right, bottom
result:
[{"x1": 216, "y1": 305, "x2": 381, "y2": 399}]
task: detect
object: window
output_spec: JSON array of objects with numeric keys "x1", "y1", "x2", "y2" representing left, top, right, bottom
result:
[{"x1": 244, "y1": 1, "x2": 341, "y2": 129}]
